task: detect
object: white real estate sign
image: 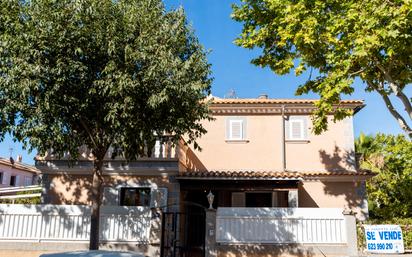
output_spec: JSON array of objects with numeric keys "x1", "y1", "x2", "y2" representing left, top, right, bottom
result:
[{"x1": 364, "y1": 225, "x2": 404, "y2": 254}]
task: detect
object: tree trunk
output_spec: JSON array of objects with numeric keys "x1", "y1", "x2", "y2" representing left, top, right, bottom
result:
[{"x1": 89, "y1": 158, "x2": 104, "y2": 250}]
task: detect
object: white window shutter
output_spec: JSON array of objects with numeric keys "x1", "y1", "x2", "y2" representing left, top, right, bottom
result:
[
  {"x1": 150, "y1": 188, "x2": 168, "y2": 209},
  {"x1": 290, "y1": 120, "x2": 303, "y2": 139},
  {"x1": 103, "y1": 187, "x2": 119, "y2": 206},
  {"x1": 288, "y1": 190, "x2": 298, "y2": 207},
  {"x1": 272, "y1": 192, "x2": 279, "y2": 207},
  {"x1": 15, "y1": 175, "x2": 20, "y2": 186},
  {"x1": 2, "y1": 172, "x2": 8, "y2": 185},
  {"x1": 231, "y1": 192, "x2": 245, "y2": 207},
  {"x1": 286, "y1": 116, "x2": 308, "y2": 140},
  {"x1": 230, "y1": 120, "x2": 243, "y2": 140},
  {"x1": 24, "y1": 177, "x2": 31, "y2": 186},
  {"x1": 226, "y1": 117, "x2": 247, "y2": 140}
]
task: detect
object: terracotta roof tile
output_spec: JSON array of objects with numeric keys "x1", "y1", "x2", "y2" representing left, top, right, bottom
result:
[
  {"x1": 0, "y1": 157, "x2": 40, "y2": 174},
  {"x1": 178, "y1": 170, "x2": 374, "y2": 179},
  {"x1": 210, "y1": 98, "x2": 364, "y2": 105}
]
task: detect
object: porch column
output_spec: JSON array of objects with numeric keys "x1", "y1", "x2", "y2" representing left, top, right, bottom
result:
[
  {"x1": 205, "y1": 209, "x2": 217, "y2": 257},
  {"x1": 343, "y1": 209, "x2": 358, "y2": 257}
]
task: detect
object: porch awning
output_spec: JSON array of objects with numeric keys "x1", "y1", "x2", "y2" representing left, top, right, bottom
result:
[{"x1": 177, "y1": 170, "x2": 374, "y2": 180}]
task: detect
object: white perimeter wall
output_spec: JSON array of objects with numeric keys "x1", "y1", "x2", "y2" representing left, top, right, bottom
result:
[{"x1": 0, "y1": 204, "x2": 151, "y2": 243}]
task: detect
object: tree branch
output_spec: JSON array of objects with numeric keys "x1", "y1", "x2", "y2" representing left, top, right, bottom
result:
[
  {"x1": 368, "y1": 81, "x2": 412, "y2": 139},
  {"x1": 376, "y1": 64, "x2": 412, "y2": 120},
  {"x1": 349, "y1": 68, "x2": 366, "y2": 77},
  {"x1": 79, "y1": 118, "x2": 98, "y2": 150},
  {"x1": 396, "y1": 90, "x2": 412, "y2": 120}
]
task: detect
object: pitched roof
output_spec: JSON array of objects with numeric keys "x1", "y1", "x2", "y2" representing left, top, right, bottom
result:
[
  {"x1": 211, "y1": 98, "x2": 364, "y2": 105},
  {"x1": 207, "y1": 97, "x2": 365, "y2": 114},
  {"x1": 0, "y1": 157, "x2": 40, "y2": 174},
  {"x1": 178, "y1": 170, "x2": 374, "y2": 180}
]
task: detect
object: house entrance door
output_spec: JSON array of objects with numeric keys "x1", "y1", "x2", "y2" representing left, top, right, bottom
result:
[{"x1": 160, "y1": 203, "x2": 206, "y2": 257}]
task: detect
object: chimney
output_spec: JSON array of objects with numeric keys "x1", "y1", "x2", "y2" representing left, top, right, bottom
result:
[
  {"x1": 17, "y1": 154, "x2": 22, "y2": 163},
  {"x1": 258, "y1": 94, "x2": 268, "y2": 99}
]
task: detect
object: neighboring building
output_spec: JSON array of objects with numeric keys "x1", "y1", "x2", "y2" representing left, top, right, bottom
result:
[
  {"x1": 0, "y1": 156, "x2": 40, "y2": 187},
  {"x1": 35, "y1": 97, "x2": 373, "y2": 256}
]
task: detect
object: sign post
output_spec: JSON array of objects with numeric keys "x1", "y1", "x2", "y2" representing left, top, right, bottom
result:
[{"x1": 364, "y1": 225, "x2": 404, "y2": 254}]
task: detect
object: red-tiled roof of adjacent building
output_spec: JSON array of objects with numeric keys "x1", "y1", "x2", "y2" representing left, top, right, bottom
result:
[{"x1": 0, "y1": 157, "x2": 40, "y2": 174}]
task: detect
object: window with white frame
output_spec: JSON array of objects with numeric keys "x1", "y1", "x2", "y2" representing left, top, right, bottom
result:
[
  {"x1": 226, "y1": 117, "x2": 247, "y2": 140},
  {"x1": 286, "y1": 116, "x2": 308, "y2": 140},
  {"x1": 24, "y1": 176, "x2": 32, "y2": 186}
]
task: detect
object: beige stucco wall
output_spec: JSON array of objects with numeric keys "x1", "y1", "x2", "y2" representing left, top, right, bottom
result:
[
  {"x1": 184, "y1": 115, "x2": 355, "y2": 172},
  {"x1": 286, "y1": 116, "x2": 355, "y2": 172},
  {"x1": 0, "y1": 163, "x2": 36, "y2": 187},
  {"x1": 298, "y1": 180, "x2": 368, "y2": 220},
  {"x1": 44, "y1": 174, "x2": 180, "y2": 209}
]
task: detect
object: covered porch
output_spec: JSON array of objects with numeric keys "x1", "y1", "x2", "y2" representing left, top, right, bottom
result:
[
  {"x1": 175, "y1": 170, "x2": 365, "y2": 257},
  {"x1": 178, "y1": 171, "x2": 301, "y2": 209}
]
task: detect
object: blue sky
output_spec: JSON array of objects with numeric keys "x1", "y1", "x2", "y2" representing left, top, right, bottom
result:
[{"x1": 0, "y1": 0, "x2": 410, "y2": 164}]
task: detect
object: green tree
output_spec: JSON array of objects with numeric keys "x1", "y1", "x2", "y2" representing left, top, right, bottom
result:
[
  {"x1": 232, "y1": 0, "x2": 412, "y2": 137},
  {"x1": 0, "y1": 0, "x2": 211, "y2": 249},
  {"x1": 355, "y1": 134, "x2": 412, "y2": 219}
]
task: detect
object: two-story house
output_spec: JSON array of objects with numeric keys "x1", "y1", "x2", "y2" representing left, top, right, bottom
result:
[
  {"x1": 178, "y1": 97, "x2": 370, "y2": 218},
  {"x1": 35, "y1": 96, "x2": 372, "y2": 257},
  {"x1": 174, "y1": 97, "x2": 372, "y2": 256}
]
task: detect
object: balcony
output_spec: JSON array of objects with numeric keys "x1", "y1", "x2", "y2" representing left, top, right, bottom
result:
[{"x1": 35, "y1": 139, "x2": 179, "y2": 175}]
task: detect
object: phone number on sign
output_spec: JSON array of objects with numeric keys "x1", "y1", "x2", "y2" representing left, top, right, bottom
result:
[{"x1": 367, "y1": 243, "x2": 393, "y2": 250}]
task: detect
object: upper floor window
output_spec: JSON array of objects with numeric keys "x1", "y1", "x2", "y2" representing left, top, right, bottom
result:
[
  {"x1": 286, "y1": 116, "x2": 308, "y2": 141},
  {"x1": 226, "y1": 117, "x2": 247, "y2": 141},
  {"x1": 0, "y1": 172, "x2": 3, "y2": 184}
]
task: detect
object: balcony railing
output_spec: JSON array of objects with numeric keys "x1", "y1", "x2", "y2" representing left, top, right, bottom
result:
[
  {"x1": 35, "y1": 139, "x2": 180, "y2": 173},
  {"x1": 37, "y1": 139, "x2": 178, "y2": 162}
]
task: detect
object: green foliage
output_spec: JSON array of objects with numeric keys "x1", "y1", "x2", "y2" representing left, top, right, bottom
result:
[
  {"x1": 14, "y1": 190, "x2": 41, "y2": 204},
  {"x1": 0, "y1": 190, "x2": 42, "y2": 204},
  {"x1": 232, "y1": 0, "x2": 412, "y2": 136},
  {"x1": 0, "y1": 0, "x2": 212, "y2": 249},
  {"x1": 358, "y1": 218, "x2": 412, "y2": 250},
  {"x1": 355, "y1": 133, "x2": 412, "y2": 219},
  {"x1": 0, "y1": 0, "x2": 212, "y2": 159}
]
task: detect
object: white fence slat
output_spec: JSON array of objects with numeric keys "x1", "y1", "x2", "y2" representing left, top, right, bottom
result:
[
  {"x1": 0, "y1": 204, "x2": 151, "y2": 243},
  {"x1": 216, "y1": 208, "x2": 347, "y2": 244}
]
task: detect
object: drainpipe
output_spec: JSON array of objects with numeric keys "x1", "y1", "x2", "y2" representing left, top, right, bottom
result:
[{"x1": 281, "y1": 105, "x2": 286, "y2": 171}]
